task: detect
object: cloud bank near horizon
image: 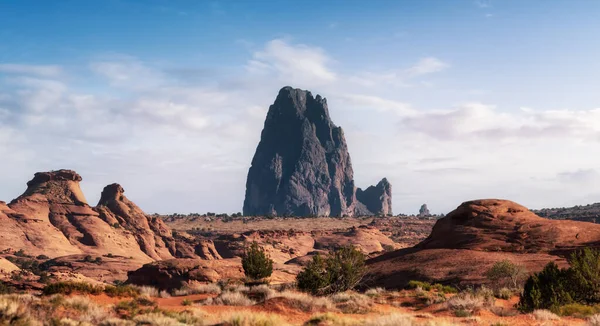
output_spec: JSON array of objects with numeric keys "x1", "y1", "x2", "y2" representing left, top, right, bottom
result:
[{"x1": 0, "y1": 38, "x2": 598, "y2": 214}]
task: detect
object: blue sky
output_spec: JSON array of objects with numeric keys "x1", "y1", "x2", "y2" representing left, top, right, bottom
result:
[{"x1": 1, "y1": 0, "x2": 600, "y2": 214}]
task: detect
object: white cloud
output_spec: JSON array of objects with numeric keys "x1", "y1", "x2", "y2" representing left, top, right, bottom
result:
[
  {"x1": 0, "y1": 64, "x2": 62, "y2": 77},
  {"x1": 335, "y1": 94, "x2": 413, "y2": 116},
  {"x1": 90, "y1": 57, "x2": 165, "y2": 90},
  {"x1": 247, "y1": 39, "x2": 337, "y2": 87},
  {"x1": 406, "y1": 57, "x2": 449, "y2": 77},
  {"x1": 400, "y1": 103, "x2": 600, "y2": 141}
]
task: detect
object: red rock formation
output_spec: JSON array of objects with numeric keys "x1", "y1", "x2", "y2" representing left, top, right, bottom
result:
[
  {"x1": 95, "y1": 183, "x2": 177, "y2": 260},
  {"x1": 367, "y1": 199, "x2": 600, "y2": 288},
  {"x1": 0, "y1": 170, "x2": 204, "y2": 267}
]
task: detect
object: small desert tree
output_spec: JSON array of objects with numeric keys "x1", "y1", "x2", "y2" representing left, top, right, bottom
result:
[
  {"x1": 568, "y1": 247, "x2": 600, "y2": 303},
  {"x1": 296, "y1": 254, "x2": 330, "y2": 295},
  {"x1": 297, "y1": 245, "x2": 366, "y2": 295},
  {"x1": 485, "y1": 260, "x2": 527, "y2": 289},
  {"x1": 518, "y1": 262, "x2": 574, "y2": 312},
  {"x1": 242, "y1": 242, "x2": 273, "y2": 282}
]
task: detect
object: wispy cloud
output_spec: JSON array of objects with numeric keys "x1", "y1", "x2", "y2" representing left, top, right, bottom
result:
[
  {"x1": 406, "y1": 57, "x2": 449, "y2": 77},
  {"x1": 399, "y1": 103, "x2": 600, "y2": 142},
  {"x1": 557, "y1": 169, "x2": 600, "y2": 184},
  {"x1": 246, "y1": 39, "x2": 337, "y2": 87},
  {"x1": 474, "y1": 0, "x2": 492, "y2": 8},
  {"x1": 0, "y1": 64, "x2": 62, "y2": 77}
]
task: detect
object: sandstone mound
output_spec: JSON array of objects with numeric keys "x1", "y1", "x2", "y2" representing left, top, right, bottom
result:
[
  {"x1": 0, "y1": 170, "x2": 202, "y2": 268},
  {"x1": 243, "y1": 86, "x2": 391, "y2": 217},
  {"x1": 367, "y1": 199, "x2": 600, "y2": 288},
  {"x1": 418, "y1": 199, "x2": 600, "y2": 252}
]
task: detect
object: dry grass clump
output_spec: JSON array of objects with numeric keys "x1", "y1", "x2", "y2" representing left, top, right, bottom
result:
[
  {"x1": 588, "y1": 314, "x2": 600, "y2": 326},
  {"x1": 495, "y1": 287, "x2": 513, "y2": 300},
  {"x1": 132, "y1": 309, "x2": 204, "y2": 325},
  {"x1": 250, "y1": 284, "x2": 277, "y2": 300},
  {"x1": 226, "y1": 311, "x2": 288, "y2": 326},
  {"x1": 330, "y1": 292, "x2": 373, "y2": 314},
  {"x1": 201, "y1": 291, "x2": 255, "y2": 306},
  {"x1": 304, "y1": 312, "x2": 359, "y2": 326},
  {"x1": 364, "y1": 287, "x2": 386, "y2": 297},
  {"x1": 99, "y1": 318, "x2": 135, "y2": 326},
  {"x1": 363, "y1": 313, "x2": 415, "y2": 326},
  {"x1": 133, "y1": 313, "x2": 186, "y2": 326},
  {"x1": 446, "y1": 293, "x2": 484, "y2": 313},
  {"x1": 173, "y1": 283, "x2": 222, "y2": 296},
  {"x1": 0, "y1": 294, "x2": 39, "y2": 325},
  {"x1": 135, "y1": 285, "x2": 160, "y2": 297},
  {"x1": 489, "y1": 306, "x2": 518, "y2": 317},
  {"x1": 226, "y1": 284, "x2": 250, "y2": 293},
  {"x1": 269, "y1": 291, "x2": 334, "y2": 312},
  {"x1": 532, "y1": 309, "x2": 560, "y2": 321},
  {"x1": 62, "y1": 296, "x2": 110, "y2": 323}
]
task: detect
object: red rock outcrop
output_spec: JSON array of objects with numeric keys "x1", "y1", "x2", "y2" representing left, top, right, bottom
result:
[
  {"x1": 95, "y1": 183, "x2": 178, "y2": 260},
  {"x1": 0, "y1": 170, "x2": 203, "y2": 270},
  {"x1": 367, "y1": 199, "x2": 600, "y2": 288}
]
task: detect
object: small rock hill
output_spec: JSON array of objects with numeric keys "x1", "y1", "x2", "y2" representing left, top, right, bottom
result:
[
  {"x1": 0, "y1": 170, "x2": 198, "y2": 264},
  {"x1": 243, "y1": 86, "x2": 391, "y2": 217},
  {"x1": 367, "y1": 199, "x2": 600, "y2": 288}
]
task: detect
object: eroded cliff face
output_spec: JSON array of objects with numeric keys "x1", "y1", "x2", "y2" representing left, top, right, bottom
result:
[{"x1": 243, "y1": 86, "x2": 392, "y2": 217}]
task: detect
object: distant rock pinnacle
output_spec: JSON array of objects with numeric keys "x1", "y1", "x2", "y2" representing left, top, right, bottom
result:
[{"x1": 243, "y1": 86, "x2": 392, "y2": 217}]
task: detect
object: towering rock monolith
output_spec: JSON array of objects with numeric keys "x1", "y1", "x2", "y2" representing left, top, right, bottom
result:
[{"x1": 243, "y1": 86, "x2": 392, "y2": 217}]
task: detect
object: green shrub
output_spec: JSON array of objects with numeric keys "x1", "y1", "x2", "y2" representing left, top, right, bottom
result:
[
  {"x1": 181, "y1": 299, "x2": 193, "y2": 306},
  {"x1": 104, "y1": 285, "x2": 140, "y2": 297},
  {"x1": 296, "y1": 246, "x2": 366, "y2": 296},
  {"x1": 296, "y1": 254, "x2": 329, "y2": 296},
  {"x1": 520, "y1": 249, "x2": 600, "y2": 312},
  {"x1": 486, "y1": 260, "x2": 527, "y2": 289},
  {"x1": 518, "y1": 262, "x2": 574, "y2": 312},
  {"x1": 14, "y1": 249, "x2": 27, "y2": 257},
  {"x1": 432, "y1": 283, "x2": 457, "y2": 293},
  {"x1": 569, "y1": 248, "x2": 600, "y2": 303},
  {"x1": 454, "y1": 309, "x2": 471, "y2": 317},
  {"x1": 559, "y1": 303, "x2": 600, "y2": 317},
  {"x1": 43, "y1": 282, "x2": 104, "y2": 295},
  {"x1": 242, "y1": 242, "x2": 273, "y2": 282},
  {"x1": 407, "y1": 280, "x2": 432, "y2": 291}
]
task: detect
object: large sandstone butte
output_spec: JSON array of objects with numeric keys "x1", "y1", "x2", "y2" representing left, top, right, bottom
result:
[
  {"x1": 367, "y1": 199, "x2": 600, "y2": 288},
  {"x1": 243, "y1": 86, "x2": 391, "y2": 217},
  {"x1": 0, "y1": 169, "x2": 198, "y2": 264}
]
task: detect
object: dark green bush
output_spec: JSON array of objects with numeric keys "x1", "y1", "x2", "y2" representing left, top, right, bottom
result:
[
  {"x1": 568, "y1": 247, "x2": 600, "y2": 303},
  {"x1": 519, "y1": 262, "x2": 574, "y2": 312},
  {"x1": 241, "y1": 241, "x2": 273, "y2": 281},
  {"x1": 519, "y1": 248, "x2": 600, "y2": 312},
  {"x1": 296, "y1": 246, "x2": 366, "y2": 295}
]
